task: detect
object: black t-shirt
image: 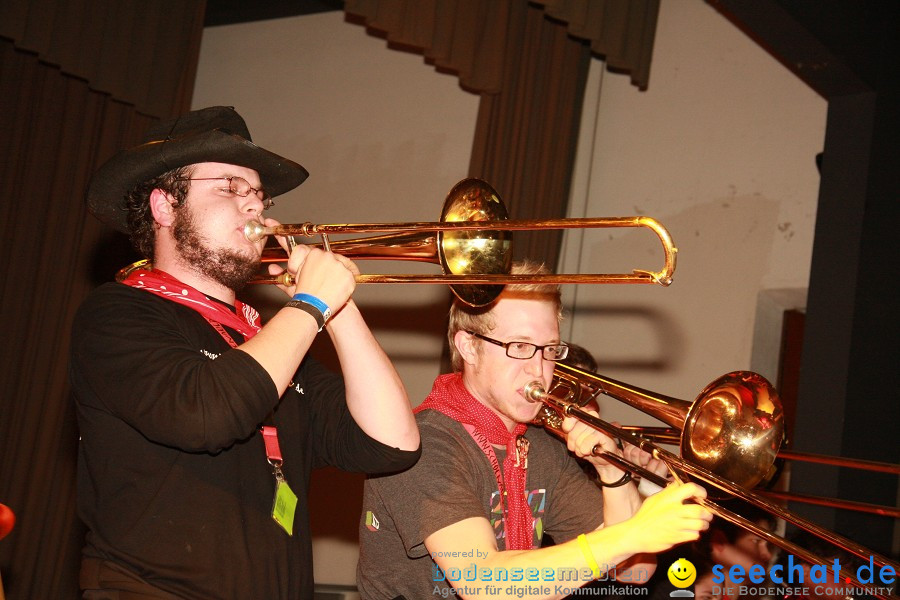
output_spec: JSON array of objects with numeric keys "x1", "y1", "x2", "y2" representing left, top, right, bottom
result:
[{"x1": 70, "y1": 282, "x2": 416, "y2": 599}]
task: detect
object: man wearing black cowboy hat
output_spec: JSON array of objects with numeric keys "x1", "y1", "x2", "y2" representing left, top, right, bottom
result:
[{"x1": 70, "y1": 106, "x2": 421, "y2": 599}]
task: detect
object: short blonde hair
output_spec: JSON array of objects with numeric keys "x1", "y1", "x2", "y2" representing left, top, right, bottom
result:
[{"x1": 447, "y1": 259, "x2": 562, "y2": 372}]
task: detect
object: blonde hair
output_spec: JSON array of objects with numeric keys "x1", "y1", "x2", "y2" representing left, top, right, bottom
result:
[{"x1": 447, "y1": 259, "x2": 562, "y2": 372}]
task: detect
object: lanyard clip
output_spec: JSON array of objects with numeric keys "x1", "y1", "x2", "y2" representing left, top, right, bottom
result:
[
  {"x1": 261, "y1": 425, "x2": 285, "y2": 480},
  {"x1": 514, "y1": 435, "x2": 530, "y2": 469}
]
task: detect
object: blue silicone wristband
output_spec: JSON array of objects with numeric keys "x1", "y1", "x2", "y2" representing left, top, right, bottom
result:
[{"x1": 291, "y1": 293, "x2": 332, "y2": 322}]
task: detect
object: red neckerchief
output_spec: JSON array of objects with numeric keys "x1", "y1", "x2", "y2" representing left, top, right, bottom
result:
[
  {"x1": 120, "y1": 267, "x2": 261, "y2": 341},
  {"x1": 416, "y1": 373, "x2": 534, "y2": 550}
]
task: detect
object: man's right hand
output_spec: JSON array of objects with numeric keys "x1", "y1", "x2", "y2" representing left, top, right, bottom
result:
[{"x1": 283, "y1": 244, "x2": 357, "y2": 313}]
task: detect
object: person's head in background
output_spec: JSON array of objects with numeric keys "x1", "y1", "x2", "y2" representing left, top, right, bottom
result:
[
  {"x1": 559, "y1": 342, "x2": 603, "y2": 418},
  {"x1": 692, "y1": 553, "x2": 725, "y2": 600},
  {"x1": 773, "y1": 529, "x2": 856, "y2": 600},
  {"x1": 560, "y1": 342, "x2": 598, "y2": 373},
  {"x1": 694, "y1": 500, "x2": 775, "y2": 600},
  {"x1": 695, "y1": 499, "x2": 775, "y2": 579}
]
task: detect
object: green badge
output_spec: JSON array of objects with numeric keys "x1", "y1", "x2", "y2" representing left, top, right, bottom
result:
[{"x1": 272, "y1": 478, "x2": 298, "y2": 536}]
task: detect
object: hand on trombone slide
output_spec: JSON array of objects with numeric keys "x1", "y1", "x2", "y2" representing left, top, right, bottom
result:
[
  {"x1": 558, "y1": 410, "x2": 713, "y2": 552},
  {"x1": 560, "y1": 412, "x2": 670, "y2": 487},
  {"x1": 264, "y1": 217, "x2": 359, "y2": 312},
  {"x1": 622, "y1": 482, "x2": 714, "y2": 553}
]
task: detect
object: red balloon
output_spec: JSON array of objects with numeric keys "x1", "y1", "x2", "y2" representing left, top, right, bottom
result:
[{"x1": 0, "y1": 503, "x2": 15, "y2": 541}]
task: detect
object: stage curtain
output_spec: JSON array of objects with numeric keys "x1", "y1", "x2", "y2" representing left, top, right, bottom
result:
[
  {"x1": 0, "y1": 2, "x2": 205, "y2": 597},
  {"x1": 533, "y1": 0, "x2": 660, "y2": 91},
  {"x1": 344, "y1": 0, "x2": 658, "y2": 92},
  {"x1": 0, "y1": 0, "x2": 203, "y2": 118}
]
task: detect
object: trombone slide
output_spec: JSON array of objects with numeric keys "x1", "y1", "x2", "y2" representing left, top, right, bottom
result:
[{"x1": 525, "y1": 376, "x2": 900, "y2": 599}]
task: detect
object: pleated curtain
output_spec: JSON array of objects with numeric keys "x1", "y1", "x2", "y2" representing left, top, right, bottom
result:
[{"x1": 0, "y1": 2, "x2": 205, "y2": 597}]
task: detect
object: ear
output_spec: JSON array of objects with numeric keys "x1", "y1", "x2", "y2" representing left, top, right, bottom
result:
[
  {"x1": 149, "y1": 188, "x2": 177, "y2": 227},
  {"x1": 454, "y1": 330, "x2": 479, "y2": 366},
  {"x1": 709, "y1": 529, "x2": 728, "y2": 555}
]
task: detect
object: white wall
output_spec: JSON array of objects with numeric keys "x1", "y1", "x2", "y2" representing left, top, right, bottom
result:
[
  {"x1": 560, "y1": 0, "x2": 825, "y2": 428},
  {"x1": 193, "y1": 0, "x2": 826, "y2": 586}
]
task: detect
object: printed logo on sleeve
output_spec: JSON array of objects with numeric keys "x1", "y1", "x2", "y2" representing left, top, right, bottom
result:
[{"x1": 365, "y1": 510, "x2": 380, "y2": 531}]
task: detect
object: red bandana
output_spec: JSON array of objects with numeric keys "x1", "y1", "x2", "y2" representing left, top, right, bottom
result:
[
  {"x1": 416, "y1": 373, "x2": 534, "y2": 550},
  {"x1": 120, "y1": 267, "x2": 261, "y2": 341}
]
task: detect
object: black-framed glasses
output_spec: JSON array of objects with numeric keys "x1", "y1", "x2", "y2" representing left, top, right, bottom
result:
[
  {"x1": 467, "y1": 331, "x2": 569, "y2": 361},
  {"x1": 177, "y1": 176, "x2": 273, "y2": 209}
]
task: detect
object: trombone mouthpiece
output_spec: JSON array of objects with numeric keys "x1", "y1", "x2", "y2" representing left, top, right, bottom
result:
[
  {"x1": 524, "y1": 381, "x2": 546, "y2": 403},
  {"x1": 244, "y1": 221, "x2": 269, "y2": 242}
]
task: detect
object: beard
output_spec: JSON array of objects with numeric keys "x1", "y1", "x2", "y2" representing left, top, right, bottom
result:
[{"x1": 171, "y1": 205, "x2": 261, "y2": 292}]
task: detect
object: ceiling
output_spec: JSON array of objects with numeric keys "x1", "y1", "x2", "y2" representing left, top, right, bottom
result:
[
  {"x1": 710, "y1": 0, "x2": 886, "y2": 96},
  {"x1": 203, "y1": 0, "x2": 344, "y2": 27}
]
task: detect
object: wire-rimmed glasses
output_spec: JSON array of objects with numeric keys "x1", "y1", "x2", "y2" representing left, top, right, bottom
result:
[{"x1": 177, "y1": 176, "x2": 273, "y2": 209}]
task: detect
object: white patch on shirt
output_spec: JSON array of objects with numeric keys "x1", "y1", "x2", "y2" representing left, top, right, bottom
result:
[
  {"x1": 288, "y1": 380, "x2": 304, "y2": 395},
  {"x1": 200, "y1": 349, "x2": 221, "y2": 360}
]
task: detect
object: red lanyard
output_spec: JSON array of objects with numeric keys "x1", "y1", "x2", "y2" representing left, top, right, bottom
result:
[{"x1": 205, "y1": 317, "x2": 283, "y2": 468}]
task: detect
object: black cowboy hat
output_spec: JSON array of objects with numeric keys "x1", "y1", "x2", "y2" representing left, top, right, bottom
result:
[{"x1": 86, "y1": 106, "x2": 309, "y2": 233}]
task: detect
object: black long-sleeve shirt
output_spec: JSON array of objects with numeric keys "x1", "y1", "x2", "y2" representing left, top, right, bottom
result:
[{"x1": 70, "y1": 282, "x2": 419, "y2": 599}]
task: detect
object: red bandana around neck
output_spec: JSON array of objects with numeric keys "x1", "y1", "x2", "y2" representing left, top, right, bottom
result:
[
  {"x1": 416, "y1": 373, "x2": 534, "y2": 550},
  {"x1": 120, "y1": 267, "x2": 261, "y2": 341}
]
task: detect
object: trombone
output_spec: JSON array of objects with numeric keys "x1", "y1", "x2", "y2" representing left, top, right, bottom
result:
[
  {"x1": 525, "y1": 363, "x2": 899, "y2": 599},
  {"x1": 616, "y1": 425, "x2": 900, "y2": 517},
  {"x1": 248, "y1": 178, "x2": 678, "y2": 307}
]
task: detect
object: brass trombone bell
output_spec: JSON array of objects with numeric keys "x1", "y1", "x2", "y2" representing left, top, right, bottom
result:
[
  {"x1": 247, "y1": 178, "x2": 678, "y2": 307},
  {"x1": 545, "y1": 362, "x2": 783, "y2": 489},
  {"x1": 253, "y1": 178, "x2": 511, "y2": 307}
]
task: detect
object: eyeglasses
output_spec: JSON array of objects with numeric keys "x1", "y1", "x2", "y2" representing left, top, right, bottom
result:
[
  {"x1": 467, "y1": 331, "x2": 569, "y2": 361},
  {"x1": 177, "y1": 176, "x2": 273, "y2": 209}
]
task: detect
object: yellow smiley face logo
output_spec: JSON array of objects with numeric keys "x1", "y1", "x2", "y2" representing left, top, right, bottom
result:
[{"x1": 667, "y1": 558, "x2": 697, "y2": 588}]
